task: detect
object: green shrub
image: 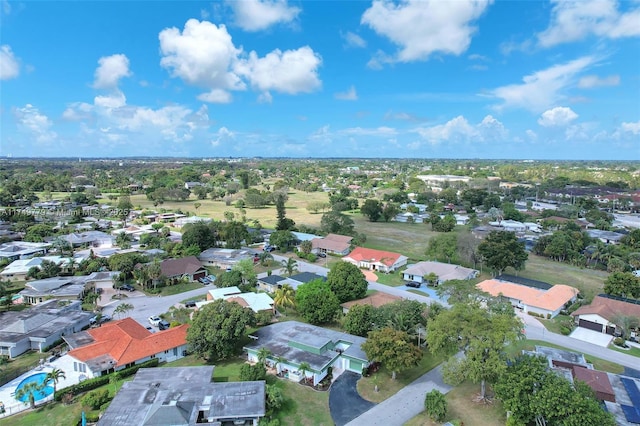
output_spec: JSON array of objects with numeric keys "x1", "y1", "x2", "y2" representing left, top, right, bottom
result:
[
  {"x1": 546, "y1": 313, "x2": 551, "y2": 319},
  {"x1": 82, "y1": 389, "x2": 110, "y2": 409},
  {"x1": 613, "y1": 337, "x2": 625, "y2": 347},
  {"x1": 240, "y1": 363, "x2": 266, "y2": 381},
  {"x1": 561, "y1": 326, "x2": 571, "y2": 335},
  {"x1": 424, "y1": 389, "x2": 447, "y2": 422}
]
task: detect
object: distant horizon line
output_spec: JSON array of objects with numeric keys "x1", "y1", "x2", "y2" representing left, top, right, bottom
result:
[{"x1": 0, "y1": 156, "x2": 638, "y2": 163}]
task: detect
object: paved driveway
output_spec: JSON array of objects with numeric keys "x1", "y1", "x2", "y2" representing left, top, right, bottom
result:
[
  {"x1": 569, "y1": 327, "x2": 613, "y2": 347},
  {"x1": 329, "y1": 372, "x2": 375, "y2": 426}
]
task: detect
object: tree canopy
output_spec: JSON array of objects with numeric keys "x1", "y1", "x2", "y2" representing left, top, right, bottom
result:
[
  {"x1": 295, "y1": 279, "x2": 341, "y2": 325},
  {"x1": 604, "y1": 271, "x2": 640, "y2": 299},
  {"x1": 361, "y1": 199, "x2": 383, "y2": 222},
  {"x1": 181, "y1": 221, "x2": 217, "y2": 252},
  {"x1": 326, "y1": 261, "x2": 368, "y2": 303},
  {"x1": 478, "y1": 231, "x2": 528, "y2": 275},
  {"x1": 362, "y1": 327, "x2": 422, "y2": 380},
  {"x1": 427, "y1": 301, "x2": 523, "y2": 399},
  {"x1": 187, "y1": 299, "x2": 256, "y2": 360}
]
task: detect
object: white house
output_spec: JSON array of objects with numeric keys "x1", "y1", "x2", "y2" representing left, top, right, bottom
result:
[{"x1": 402, "y1": 261, "x2": 478, "y2": 284}]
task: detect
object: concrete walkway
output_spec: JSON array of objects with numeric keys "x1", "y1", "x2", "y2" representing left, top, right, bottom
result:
[{"x1": 345, "y1": 365, "x2": 452, "y2": 426}]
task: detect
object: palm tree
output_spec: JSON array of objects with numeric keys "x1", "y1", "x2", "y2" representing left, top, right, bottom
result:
[
  {"x1": 257, "y1": 348, "x2": 272, "y2": 367},
  {"x1": 259, "y1": 251, "x2": 274, "y2": 266},
  {"x1": 273, "y1": 356, "x2": 287, "y2": 375},
  {"x1": 611, "y1": 314, "x2": 640, "y2": 343},
  {"x1": 297, "y1": 362, "x2": 311, "y2": 384},
  {"x1": 273, "y1": 284, "x2": 296, "y2": 314},
  {"x1": 113, "y1": 302, "x2": 134, "y2": 319},
  {"x1": 45, "y1": 368, "x2": 66, "y2": 398},
  {"x1": 281, "y1": 258, "x2": 298, "y2": 277},
  {"x1": 15, "y1": 382, "x2": 43, "y2": 409}
]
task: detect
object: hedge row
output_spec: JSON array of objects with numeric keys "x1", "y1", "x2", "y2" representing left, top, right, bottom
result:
[{"x1": 56, "y1": 358, "x2": 160, "y2": 401}]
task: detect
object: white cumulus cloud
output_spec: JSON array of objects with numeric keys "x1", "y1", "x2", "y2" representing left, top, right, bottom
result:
[
  {"x1": 577, "y1": 74, "x2": 620, "y2": 88},
  {"x1": 341, "y1": 31, "x2": 367, "y2": 48},
  {"x1": 335, "y1": 86, "x2": 358, "y2": 101},
  {"x1": 538, "y1": 107, "x2": 579, "y2": 127},
  {"x1": 413, "y1": 115, "x2": 508, "y2": 144},
  {"x1": 236, "y1": 46, "x2": 322, "y2": 96},
  {"x1": 538, "y1": 0, "x2": 640, "y2": 47},
  {"x1": 228, "y1": 0, "x2": 300, "y2": 32},
  {"x1": 0, "y1": 45, "x2": 20, "y2": 80},
  {"x1": 361, "y1": 0, "x2": 492, "y2": 63},
  {"x1": 487, "y1": 56, "x2": 595, "y2": 112},
  {"x1": 14, "y1": 104, "x2": 57, "y2": 143},
  {"x1": 620, "y1": 121, "x2": 640, "y2": 135},
  {"x1": 159, "y1": 19, "x2": 321, "y2": 103},
  {"x1": 93, "y1": 54, "x2": 132, "y2": 89}
]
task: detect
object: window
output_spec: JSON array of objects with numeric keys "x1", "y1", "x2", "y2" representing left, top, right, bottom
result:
[
  {"x1": 73, "y1": 362, "x2": 78, "y2": 372},
  {"x1": 173, "y1": 348, "x2": 178, "y2": 356}
]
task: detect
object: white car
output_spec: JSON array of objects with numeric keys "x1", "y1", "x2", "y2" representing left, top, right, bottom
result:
[{"x1": 148, "y1": 316, "x2": 161, "y2": 327}]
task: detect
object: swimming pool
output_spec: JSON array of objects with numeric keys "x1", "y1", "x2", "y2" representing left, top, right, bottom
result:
[{"x1": 15, "y1": 373, "x2": 54, "y2": 402}]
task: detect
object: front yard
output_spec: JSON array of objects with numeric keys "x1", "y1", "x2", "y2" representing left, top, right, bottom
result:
[{"x1": 357, "y1": 349, "x2": 444, "y2": 403}]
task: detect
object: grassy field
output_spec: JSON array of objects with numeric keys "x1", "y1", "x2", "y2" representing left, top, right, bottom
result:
[
  {"x1": 0, "y1": 351, "x2": 42, "y2": 387},
  {"x1": 128, "y1": 190, "x2": 331, "y2": 230},
  {"x1": 515, "y1": 254, "x2": 608, "y2": 301},
  {"x1": 404, "y1": 381, "x2": 505, "y2": 426},
  {"x1": 357, "y1": 350, "x2": 444, "y2": 403},
  {"x1": 506, "y1": 339, "x2": 624, "y2": 374}
]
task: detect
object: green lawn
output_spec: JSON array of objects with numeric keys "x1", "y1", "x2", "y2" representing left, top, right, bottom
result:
[
  {"x1": 608, "y1": 343, "x2": 640, "y2": 358},
  {"x1": 373, "y1": 270, "x2": 406, "y2": 287},
  {"x1": 157, "y1": 281, "x2": 203, "y2": 296},
  {"x1": 357, "y1": 349, "x2": 444, "y2": 403},
  {"x1": 506, "y1": 339, "x2": 624, "y2": 374},
  {"x1": 539, "y1": 314, "x2": 574, "y2": 335},
  {"x1": 270, "y1": 375, "x2": 333, "y2": 426},
  {"x1": 0, "y1": 351, "x2": 42, "y2": 387},
  {"x1": 405, "y1": 381, "x2": 505, "y2": 426}
]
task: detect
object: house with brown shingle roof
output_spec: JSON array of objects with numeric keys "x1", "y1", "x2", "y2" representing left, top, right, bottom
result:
[
  {"x1": 59, "y1": 318, "x2": 188, "y2": 378},
  {"x1": 477, "y1": 278, "x2": 579, "y2": 318},
  {"x1": 572, "y1": 294, "x2": 640, "y2": 335},
  {"x1": 160, "y1": 256, "x2": 207, "y2": 282},
  {"x1": 340, "y1": 291, "x2": 403, "y2": 314},
  {"x1": 311, "y1": 233, "x2": 353, "y2": 256},
  {"x1": 343, "y1": 247, "x2": 408, "y2": 273},
  {"x1": 572, "y1": 366, "x2": 616, "y2": 402}
]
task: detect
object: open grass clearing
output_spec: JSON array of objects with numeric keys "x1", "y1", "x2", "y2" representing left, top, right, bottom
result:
[
  {"x1": 357, "y1": 350, "x2": 444, "y2": 403},
  {"x1": 506, "y1": 339, "x2": 624, "y2": 374},
  {"x1": 404, "y1": 381, "x2": 505, "y2": 426},
  {"x1": 129, "y1": 190, "x2": 331, "y2": 230}
]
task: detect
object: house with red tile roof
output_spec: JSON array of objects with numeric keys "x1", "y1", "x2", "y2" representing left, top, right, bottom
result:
[
  {"x1": 343, "y1": 247, "x2": 408, "y2": 273},
  {"x1": 477, "y1": 278, "x2": 579, "y2": 318},
  {"x1": 59, "y1": 318, "x2": 188, "y2": 378}
]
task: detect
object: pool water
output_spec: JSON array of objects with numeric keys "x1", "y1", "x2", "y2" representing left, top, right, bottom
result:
[{"x1": 15, "y1": 373, "x2": 54, "y2": 402}]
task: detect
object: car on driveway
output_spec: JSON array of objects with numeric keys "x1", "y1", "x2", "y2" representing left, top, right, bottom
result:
[
  {"x1": 158, "y1": 320, "x2": 170, "y2": 330},
  {"x1": 405, "y1": 281, "x2": 421, "y2": 288},
  {"x1": 185, "y1": 301, "x2": 197, "y2": 308},
  {"x1": 119, "y1": 284, "x2": 136, "y2": 292},
  {"x1": 317, "y1": 252, "x2": 327, "y2": 258},
  {"x1": 148, "y1": 316, "x2": 161, "y2": 327}
]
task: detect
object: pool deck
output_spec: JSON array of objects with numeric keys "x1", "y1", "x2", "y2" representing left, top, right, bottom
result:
[{"x1": 0, "y1": 357, "x2": 85, "y2": 418}]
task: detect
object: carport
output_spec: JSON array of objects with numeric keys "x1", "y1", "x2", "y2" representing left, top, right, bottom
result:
[{"x1": 570, "y1": 327, "x2": 613, "y2": 347}]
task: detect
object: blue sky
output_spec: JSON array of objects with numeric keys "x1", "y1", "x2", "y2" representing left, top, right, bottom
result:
[{"x1": 1, "y1": 0, "x2": 639, "y2": 159}]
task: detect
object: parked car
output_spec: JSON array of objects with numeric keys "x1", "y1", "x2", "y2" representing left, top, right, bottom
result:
[
  {"x1": 158, "y1": 320, "x2": 170, "y2": 330},
  {"x1": 406, "y1": 281, "x2": 421, "y2": 288},
  {"x1": 100, "y1": 314, "x2": 112, "y2": 323},
  {"x1": 263, "y1": 245, "x2": 276, "y2": 252},
  {"x1": 148, "y1": 316, "x2": 161, "y2": 327},
  {"x1": 119, "y1": 284, "x2": 135, "y2": 292},
  {"x1": 185, "y1": 301, "x2": 197, "y2": 308},
  {"x1": 317, "y1": 252, "x2": 327, "y2": 258},
  {"x1": 146, "y1": 326, "x2": 156, "y2": 333}
]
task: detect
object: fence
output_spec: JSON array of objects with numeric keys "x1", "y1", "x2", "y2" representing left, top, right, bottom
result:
[{"x1": 0, "y1": 393, "x2": 53, "y2": 419}]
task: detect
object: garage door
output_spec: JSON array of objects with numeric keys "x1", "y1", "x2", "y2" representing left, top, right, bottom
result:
[{"x1": 579, "y1": 319, "x2": 603, "y2": 333}]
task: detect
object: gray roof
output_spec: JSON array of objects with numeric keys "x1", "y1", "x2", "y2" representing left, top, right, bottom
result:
[
  {"x1": 20, "y1": 271, "x2": 118, "y2": 298},
  {"x1": 244, "y1": 321, "x2": 368, "y2": 373},
  {"x1": 403, "y1": 261, "x2": 478, "y2": 282},
  {"x1": 99, "y1": 367, "x2": 265, "y2": 426},
  {"x1": 258, "y1": 275, "x2": 286, "y2": 285}
]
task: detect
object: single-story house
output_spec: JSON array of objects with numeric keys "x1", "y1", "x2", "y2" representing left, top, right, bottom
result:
[
  {"x1": 110, "y1": 224, "x2": 157, "y2": 241},
  {"x1": 526, "y1": 345, "x2": 592, "y2": 370},
  {"x1": 17, "y1": 271, "x2": 119, "y2": 305},
  {"x1": 244, "y1": 321, "x2": 369, "y2": 386},
  {"x1": 572, "y1": 366, "x2": 616, "y2": 402},
  {"x1": 0, "y1": 255, "x2": 78, "y2": 281},
  {"x1": 198, "y1": 247, "x2": 258, "y2": 269},
  {"x1": 340, "y1": 291, "x2": 403, "y2": 314},
  {"x1": 184, "y1": 181, "x2": 203, "y2": 190},
  {"x1": 587, "y1": 229, "x2": 626, "y2": 245},
  {"x1": 0, "y1": 241, "x2": 50, "y2": 262},
  {"x1": 160, "y1": 256, "x2": 207, "y2": 282},
  {"x1": 402, "y1": 261, "x2": 479, "y2": 285},
  {"x1": 454, "y1": 214, "x2": 469, "y2": 225},
  {"x1": 488, "y1": 220, "x2": 526, "y2": 233},
  {"x1": 311, "y1": 233, "x2": 353, "y2": 256},
  {"x1": 61, "y1": 230, "x2": 115, "y2": 248},
  {"x1": 258, "y1": 274, "x2": 287, "y2": 293},
  {"x1": 572, "y1": 294, "x2": 640, "y2": 335},
  {"x1": 477, "y1": 278, "x2": 579, "y2": 318},
  {"x1": 98, "y1": 366, "x2": 265, "y2": 426},
  {"x1": 394, "y1": 212, "x2": 429, "y2": 223},
  {"x1": 61, "y1": 317, "x2": 189, "y2": 378},
  {"x1": 0, "y1": 300, "x2": 92, "y2": 358},
  {"x1": 198, "y1": 286, "x2": 275, "y2": 314},
  {"x1": 343, "y1": 247, "x2": 408, "y2": 273},
  {"x1": 174, "y1": 215, "x2": 212, "y2": 227},
  {"x1": 278, "y1": 272, "x2": 326, "y2": 290}
]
